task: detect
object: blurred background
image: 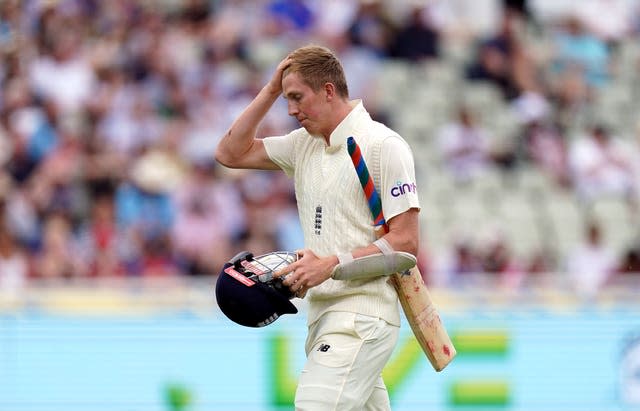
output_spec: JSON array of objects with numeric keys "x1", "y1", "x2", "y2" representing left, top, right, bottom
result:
[{"x1": 0, "y1": 0, "x2": 639, "y2": 410}]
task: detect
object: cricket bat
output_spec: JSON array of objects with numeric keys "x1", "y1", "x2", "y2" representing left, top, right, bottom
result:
[{"x1": 347, "y1": 136, "x2": 456, "y2": 372}]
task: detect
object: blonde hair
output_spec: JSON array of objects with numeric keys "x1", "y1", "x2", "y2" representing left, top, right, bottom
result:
[{"x1": 285, "y1": 45, "x2": 349, "y2": 98}]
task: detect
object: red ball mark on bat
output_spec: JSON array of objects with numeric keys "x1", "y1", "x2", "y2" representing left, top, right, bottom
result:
[
  {"x1": 443, "y1": 345, "x2": 451, "y2": 357},
  {"x1": 414, "y1": 286, "x2": 420, "y2": 292}
]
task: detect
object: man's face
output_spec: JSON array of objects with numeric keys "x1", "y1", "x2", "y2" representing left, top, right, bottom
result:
[{"x1": 282, "y1": 72, "x2": 328, "y2": 137}]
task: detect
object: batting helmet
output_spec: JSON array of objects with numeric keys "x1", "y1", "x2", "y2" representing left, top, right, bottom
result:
[{"x1": 215, "y1": 251, "x2": 298, "y2": 327}]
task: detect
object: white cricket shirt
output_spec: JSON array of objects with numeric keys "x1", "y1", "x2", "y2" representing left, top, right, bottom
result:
[{"x1": 264, "y1": 100, "x2": 420, "y2": 326}]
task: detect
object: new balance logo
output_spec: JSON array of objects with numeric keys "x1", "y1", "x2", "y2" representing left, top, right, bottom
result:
[{"x1": 317, "y1": 344, "x2": 330, "y2": 352}]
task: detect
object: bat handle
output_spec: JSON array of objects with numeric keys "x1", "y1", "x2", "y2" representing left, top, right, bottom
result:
[{"x1": 374, "y1": 225, "x2": 388, "y2": 239}]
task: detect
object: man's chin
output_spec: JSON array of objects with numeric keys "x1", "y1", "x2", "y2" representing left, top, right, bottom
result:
[{"x1": 299, "y1": 122, "x2": 321, "y2": 137}]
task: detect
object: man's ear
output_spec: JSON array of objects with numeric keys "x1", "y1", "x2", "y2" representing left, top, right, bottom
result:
[{"x1": 324, "y1": 82, "x2": 336, "y2": 101}]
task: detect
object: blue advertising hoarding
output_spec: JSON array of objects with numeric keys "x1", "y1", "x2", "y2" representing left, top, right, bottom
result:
[{"x1": 1, "y1": 303, "x2": 639, "y2": 411}]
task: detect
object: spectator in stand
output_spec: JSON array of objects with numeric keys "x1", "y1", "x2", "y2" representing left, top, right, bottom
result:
[
  {"x1": 566, "y1": 219, "x2": 618, "y2": 299},
  {"x1": 114, "y1": 148, "x2": 184, "y2": 276},
  {"x1": 239, "y1": 200, "x2": 280, "y2": 258},
  {"x1": 518, "y1": 119, "x2": 571, "y2": 187},
  {"x1": 32, "y1": 212, "x2": 85, "y2": 279},
  {"x1": 310, "y1": 0, "x2": 359, "y2": 45},
  {"x1": 431, "y1": 236, "x2": 483, "y2": 288},
  {"x1": 509, "y1": 78, "x2": 570, "y2": 188},
  {"x1": 389, "y1": 4, "x2": 440, "y2": 62},
  {"x1": 0, "y1": 0, "x2": 19, "y2": 47},
  {"x1": 550, "y1": 16, "x2": 610, "y2": 90},
  {"x1": 82, "y1": 130, "x2": 126, "y2": 200},
  {"x1": 28, "y1": 22, "x2": 96, "y2": 119},
  {"x1": 3, "y1": 77, "x2": 45, "y2": 185},
  {"x1": 233, "y1": 171, "x2": 292, "y2": 258},
  {"x1": 527, "y1": 246, "x2": 558, "y2": 275},
  {"x1": 503, "y1": 0, "x2": 530, "y2": 19},
  {"x1": 478, "y1": 227, "x2": 525, "y2": 289},
  {"x1": 76, "y1": 193, "x2": 124, "y2": 278},
  {"x1": 346, "y1": 0, "x2": 395, "y2": 57},
  {"x1": 266, "y1": 0, "x2": 315, "y2": 33},
  {"x1": 568, "y1": 124, "x2": 638, "y2": 210},
  {"x1": 617, "y1": 243, "x2": 640, "y2": 274},
  {"x1": 171, "y1": 162, "x2": 243, "y2": 276},
  {"x1": 436, "y1": 106, "x2": 493, "y2": 185},
  {"x1": 466, "y1": 40, "x2": 515, "y2": 98},
  {"x1": 465, "y1": 9, "x2": 531, "y2": 100},
  {"x1": 27, "y1": 114, "x2": 87, "y2": 221},
  {"x1": 0, "y1": 169, "x2": 40, "y2": 251},
  {"x1": 94, "y1": 83, "x2": 164, "y2": 160}
]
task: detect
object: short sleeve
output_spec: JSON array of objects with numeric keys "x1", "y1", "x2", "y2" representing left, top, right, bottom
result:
[
  {"x1": 263, "y1": 132, "x2": 297, "y2": 177},
  {"x1": 379, "y1": 137, "x2": 421, "y2": 221}
]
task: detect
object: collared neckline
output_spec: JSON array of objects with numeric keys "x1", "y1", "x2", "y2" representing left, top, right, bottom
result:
[{"x1": 326, "y1": 99, "x2": 367, "y2": 151}]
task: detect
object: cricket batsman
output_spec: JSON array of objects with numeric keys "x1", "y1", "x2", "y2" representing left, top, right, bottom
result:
[{"x1": 215, "y1": 44, "x2": 421, "y2": 410}]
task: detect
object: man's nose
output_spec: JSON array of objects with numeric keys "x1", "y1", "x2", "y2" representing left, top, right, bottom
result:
[{"x1": 288, "y1": 102, "x2": 298, "y2": 116}]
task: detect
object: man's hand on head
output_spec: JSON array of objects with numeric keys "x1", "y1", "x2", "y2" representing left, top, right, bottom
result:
[{"x1": 266, "y1": 57, "x2": 292, "y2": 95}]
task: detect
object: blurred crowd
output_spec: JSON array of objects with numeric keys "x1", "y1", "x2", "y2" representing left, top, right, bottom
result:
[{"x1": 0, "y1": 0, "x2": 639, "y2": 298}]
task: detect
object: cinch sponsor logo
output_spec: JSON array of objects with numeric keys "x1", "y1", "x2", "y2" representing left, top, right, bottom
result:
[{"x1": 391, "y1": 181, "x2": 417, "y2": 197}]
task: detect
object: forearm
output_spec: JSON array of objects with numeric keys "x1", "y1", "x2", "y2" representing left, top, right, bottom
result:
[
  {"x1": 276, "y1": 211, "x2": 420, "y2": 288},
  {"x1": 215, "y1": 86, "x2": 281, "y2": 167},
  {"x1": 376, "y1": 225, "x2": 419, "y2": 256},
  {"x1": 339, "y1": 231, "x2": 417, "y2": 263},
  {"x1": 331, "y1": 230, "x2": 419, "y2": 281}
]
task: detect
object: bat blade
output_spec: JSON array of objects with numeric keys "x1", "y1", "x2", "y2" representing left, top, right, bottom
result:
[{"x1": 390, "y1": 267, "x2": 456, "y2": 371}]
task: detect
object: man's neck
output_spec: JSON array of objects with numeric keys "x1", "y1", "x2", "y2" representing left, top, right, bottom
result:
[{"x1": 322, "y1": 99, "x2": 358, "y2": 144}]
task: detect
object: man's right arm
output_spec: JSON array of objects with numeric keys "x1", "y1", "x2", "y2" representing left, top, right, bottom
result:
[{"x1": 215, "y1": 57, "x2": 291, "y2": 170}]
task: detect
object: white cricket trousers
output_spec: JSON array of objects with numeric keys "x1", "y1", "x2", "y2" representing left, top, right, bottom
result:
[{"x1": 295, "y1": 311, "x2": 399, "y2": 411}]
